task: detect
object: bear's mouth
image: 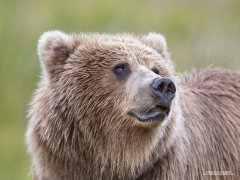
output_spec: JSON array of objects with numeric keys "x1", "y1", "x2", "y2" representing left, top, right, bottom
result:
[{"x1": 128, "y1": 105, "x2": 170, "y2": 122}]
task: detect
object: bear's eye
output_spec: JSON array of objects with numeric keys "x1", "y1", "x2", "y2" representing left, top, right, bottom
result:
[
  {"x1": 151, "y1": 67, "x2": 159, "y2": 75},
  {"x1": 112, "y1": 62, "x2": 131, "y2": 81}
]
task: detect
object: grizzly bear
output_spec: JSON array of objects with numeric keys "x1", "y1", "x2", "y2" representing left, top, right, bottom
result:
[{"x1": 26, "y1": 31, "x2": 240, "y2": 180}]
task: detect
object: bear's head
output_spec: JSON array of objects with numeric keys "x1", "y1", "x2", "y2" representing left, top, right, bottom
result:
[{"x1": 30, "y1": 31, "x2": 183, "y2": 179}]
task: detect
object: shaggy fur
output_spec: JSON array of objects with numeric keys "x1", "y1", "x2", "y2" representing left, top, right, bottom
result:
[{"x1": 26, "y1": 31, "x2": 240, "y2": 180}]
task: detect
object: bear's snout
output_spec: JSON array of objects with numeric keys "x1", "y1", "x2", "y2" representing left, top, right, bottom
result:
[{"x1": 150, "y1": 77, "x2": 176, "y2": 108}]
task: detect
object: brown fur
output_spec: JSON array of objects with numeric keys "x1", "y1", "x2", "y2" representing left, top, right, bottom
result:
[{"x1": 26, "y1": 31, "x2": 240, "y2": 180}]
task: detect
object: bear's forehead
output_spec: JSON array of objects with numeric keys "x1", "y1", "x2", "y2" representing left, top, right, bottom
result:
[
  {"x1": 73, "y1": 45, "x2": 161, "y2": 69},
  {"x1": 77, "y1": 34, "x2": 154, "y2": 51},
  {"x1": 74, "y1": 34, "x2": 162, "y2": 61}
]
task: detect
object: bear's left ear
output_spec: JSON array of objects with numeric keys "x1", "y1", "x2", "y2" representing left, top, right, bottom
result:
[
  {"x1": 141, "y1": 33, "x2": 170, "y2": 60},
  {"x1": 38, "y1": 30, "x2": 78, "y2": 77}
]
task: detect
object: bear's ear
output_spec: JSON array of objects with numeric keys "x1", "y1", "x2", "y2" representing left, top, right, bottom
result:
[
  {"x1": 38, "y1": 31, "x2": 77, "y2": 76},
  {"x1": 141, "y1": 33, "x2": 170, "y2": 60}
]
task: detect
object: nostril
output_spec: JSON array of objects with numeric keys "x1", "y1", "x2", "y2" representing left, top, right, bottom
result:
[
  {"x1": 158, "y1": 82, "x2": 165, "y2": 93},
  {"x1": 167, "y1": 81, "x2": 176, "y2": 94}
]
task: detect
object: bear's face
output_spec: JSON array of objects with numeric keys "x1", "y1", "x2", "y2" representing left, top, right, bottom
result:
[
  {"x1": 38, "y1": 31, "x2": 176, "y2": 126},
  {"x1": 36, "y1": 31, "x2": 181, "y2": 178}
]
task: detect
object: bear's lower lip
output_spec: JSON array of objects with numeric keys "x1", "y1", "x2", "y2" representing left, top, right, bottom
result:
[{"x1": 129, "y1": 106, "x2": 170, "y2": 122}]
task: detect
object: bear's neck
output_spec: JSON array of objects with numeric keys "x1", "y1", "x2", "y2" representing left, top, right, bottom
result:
[
  {"x1": 35, "y1": 109, "x2": 186, "y2": 179},
  {"x1": 78, "y1": 118, "x2": 186, "y2": 179}
]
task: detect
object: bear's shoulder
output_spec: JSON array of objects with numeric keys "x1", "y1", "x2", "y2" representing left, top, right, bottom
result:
[{"x1": 179, "y1": 68, "x2": 240, "y2": 96}]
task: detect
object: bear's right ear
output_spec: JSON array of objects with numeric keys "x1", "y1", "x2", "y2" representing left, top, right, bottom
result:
[{"x1": 38, "y1": 31, "x2": 77, "y2": 76}]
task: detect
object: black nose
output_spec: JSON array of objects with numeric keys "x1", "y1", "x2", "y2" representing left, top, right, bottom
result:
[{"x1": 150, "y1": 77, "x2": 176, "y2": 106}]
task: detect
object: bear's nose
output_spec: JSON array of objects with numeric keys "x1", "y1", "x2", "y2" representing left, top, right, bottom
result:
[{"x1": 150, "y1": 77, "x2": 176, "y2": 106}]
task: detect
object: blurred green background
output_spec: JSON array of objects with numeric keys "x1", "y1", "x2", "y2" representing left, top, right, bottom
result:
[{"x1": 0, "y1": 0, "x2": 239, "y2": 179}]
